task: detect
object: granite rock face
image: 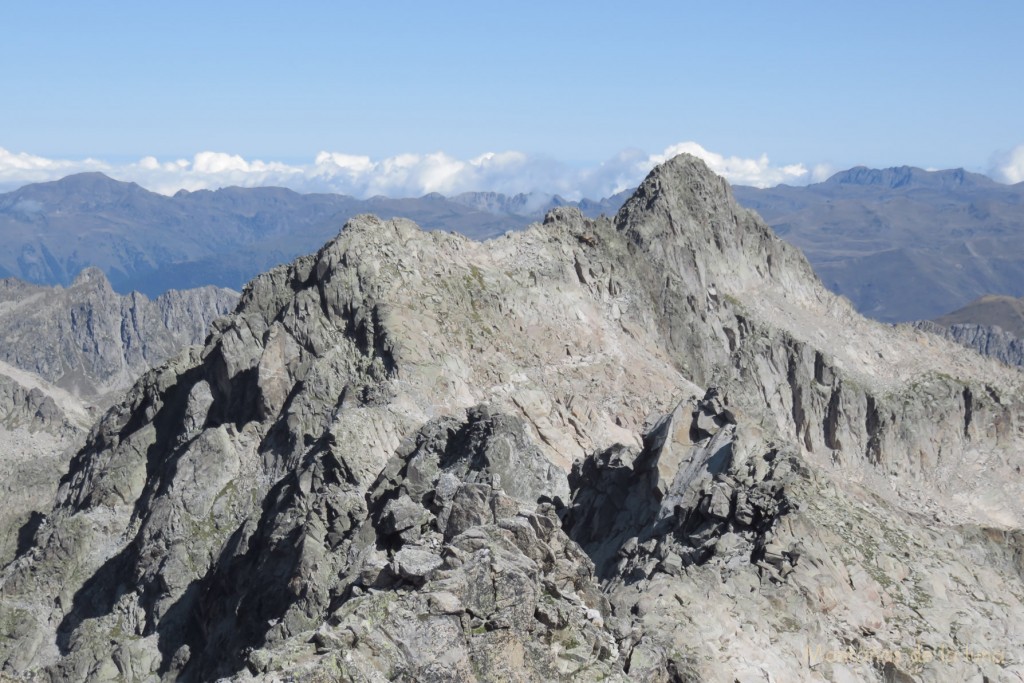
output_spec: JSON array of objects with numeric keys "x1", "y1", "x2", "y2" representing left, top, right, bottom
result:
[
  {"x1": 0, "y1": 363, "x2": 92, "y2": 568},
  {"x1": 0, "y1": 269, "x2": 237, "y2": 401},
  {"x1": 0, "y1": 274, "x2": 236, "y2": 584},
  {"x1": 915, "y1": 320, "x2": 1024, "y2": 367},
  {"x1": 3, "y1": 155, "x2": 1024, "y2": 682}
]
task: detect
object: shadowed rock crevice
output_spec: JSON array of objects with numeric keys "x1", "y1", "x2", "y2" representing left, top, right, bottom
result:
[
  {"x1": 55, "y1": 545, "x2": 136, "y2": 657},
  {"x1": 565, "y1": 390, "x2": 800, "y2": 585}
]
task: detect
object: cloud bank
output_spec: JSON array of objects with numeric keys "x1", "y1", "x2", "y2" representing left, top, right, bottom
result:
[
  {"x1": 991, "y1": 144, "x2": 1024, "y2": 184},
  {"x1": 0, "y1": 143, "x2": 819, "y2": 199}
]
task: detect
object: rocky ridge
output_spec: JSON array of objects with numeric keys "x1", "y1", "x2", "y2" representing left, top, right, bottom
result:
[
  {"x1": 0, "y1": 270, "x2": 237, "y2": 401},
  {"x1": 1, "y1": 155, "x2": 1024, "y2": 682},
  {"x1": 934, "y1": 294, "x2": 1024, "y2": 338},
  {"x1": 914, "y1": 320, "x2": 1024, "y2": 367},
  {"x1": 913, "y1": 293, "x2": 1024, "y2": 367},
  {"x1": 0, "y1": 274, "x2": 235, "y2": 583}
]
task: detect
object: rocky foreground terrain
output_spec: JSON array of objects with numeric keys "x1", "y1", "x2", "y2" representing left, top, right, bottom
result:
[
  {"x1": 2, "y1": 155, "x2": 1024, "y2": 682},
  {"x1": 0, "y1": 276, "x2": 237, "y2": 586}
]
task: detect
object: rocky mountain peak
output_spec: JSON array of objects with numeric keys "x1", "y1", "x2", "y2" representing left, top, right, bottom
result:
[
  {"x1": 69, "y1": 266, "x2": 112, "y2": 290},
  {"x1": 3, "y1": 154, "x2": 1024, "y2": 681},
  {"x1": 615, "y1": 153, "x2": 827, "y2": 315},
  {"x1": 617, "y1": 152, "x2": 735, "y2": 225}
]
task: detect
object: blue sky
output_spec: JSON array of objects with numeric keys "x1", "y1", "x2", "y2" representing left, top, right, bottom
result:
[{"x1": 2, "y1": 1, "x2": 1023, "y2": 195}]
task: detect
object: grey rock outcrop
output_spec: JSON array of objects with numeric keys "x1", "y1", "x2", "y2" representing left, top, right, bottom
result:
[
  {"x1": 914, "y1": 320, "x2": 1024, "y2": 367},
  {"x1": 0, "y1": 272, "x2": 234, "y2": 583},
  {"x1": 0, "y1": 370, "x2": 83, "y2": 438},
  {"x1": 3, "y1": 154, "x2": 1024, "y2": 682},
  {"x1": 0, "y1": 363, "x2": 91, "y2": 568},
  {"x1": 302, "y1": 407, "x2": 621, "y2": 681},
  {"x1": 0, "y1": 269, "x2": 237, "y2": 401}
]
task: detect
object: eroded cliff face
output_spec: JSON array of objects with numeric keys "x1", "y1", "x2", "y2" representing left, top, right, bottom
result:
[
  {"x1": 0, "y1": 270, "x2": 238, "y2": 401},
  {"x1": 915, "y1": 319, "x2": 1024, "y2": 368},
  {"x1": 2, "y1": 155, "x2": 1023, "y2": 682},
  {"x1": 0, "y1": 275, "x2": 237, "y2": 584},
  {"x1": 0, "y1": 363, "x2": 92, "y2": 567}
]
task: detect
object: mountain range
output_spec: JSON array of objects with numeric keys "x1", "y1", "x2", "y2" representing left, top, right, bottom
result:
[
  {"x1": 2, "y1": 155, "x2": 1023, "y2": 681},
  {"x1": 732, "y1": 167, "x2": 1024, "y2": 321},
  {"x1": 0, "y1": 174, "x2": 614, "y2": 297},
  {"x1": 3, "y1": 167, "x2": 1024, "y2": 328}
]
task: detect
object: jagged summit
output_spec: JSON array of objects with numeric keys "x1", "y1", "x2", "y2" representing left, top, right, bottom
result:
[
  {"x1": 0, "y1": 271, "x2": 237, "y2": 400},
  {"x1": 2, "y1": 154, "x2": 1024, "y2": 682},
  {"x1": 69, "y1": 266, "x2": 111, "y2": 289},
  {"x1": 617, "y1": 154, "x2": 825, "y2": 300}
]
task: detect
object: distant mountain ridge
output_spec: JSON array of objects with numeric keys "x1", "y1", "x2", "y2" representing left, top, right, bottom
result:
[
  {"x1": 732, "y1": 165, "x2": 1024, "y2": 322},
  {"x1": 0, "y1": 173, "x2": 625, "y2": 297},
  {"x1": 0, "y1": 268, "x2": 237, "y2": 400},
  {"x1": 934, "y1": 293, "x2": 1024, "y2": 338},
  {"x1": 915, "y1": 320, "x2": 1024, "y2": 368},
  {"x1": 912, "y1": 294, "x2": 1024, "y2": 367},
  {"x1": 823, "y1": 165, "x2": 998, "y2": 190},
  {"x1": 5, "y1": 166, "x2": 1024, "y2": 326}
]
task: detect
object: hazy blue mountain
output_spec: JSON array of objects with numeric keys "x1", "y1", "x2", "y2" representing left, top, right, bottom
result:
[
  {"x1": 0, "y1": 174, "x2": 531, "y2": 296},
  {"x1": 0, "y1": 174, "x2": 633, "y2": 298},
  {"x1": 732, "y1": 167, "x2": 1024, "y2": 322}
]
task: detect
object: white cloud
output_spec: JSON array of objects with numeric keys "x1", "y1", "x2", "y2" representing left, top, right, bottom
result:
[
  {"x1": 0, "y1": 142, "x2": 884, "y2": 198},
  {"x1": 649, "y1": 142, "x2": 810, "y2": 187},
  {"x1": 991, "y1": 144, "x2": 1024, "y2": 184},
  {"x1": 0, "y1": 147, "x2": 108, "y2": 186},
  {"x1": 810, "y1": 163, "x2": 836, "y2": 183}
]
